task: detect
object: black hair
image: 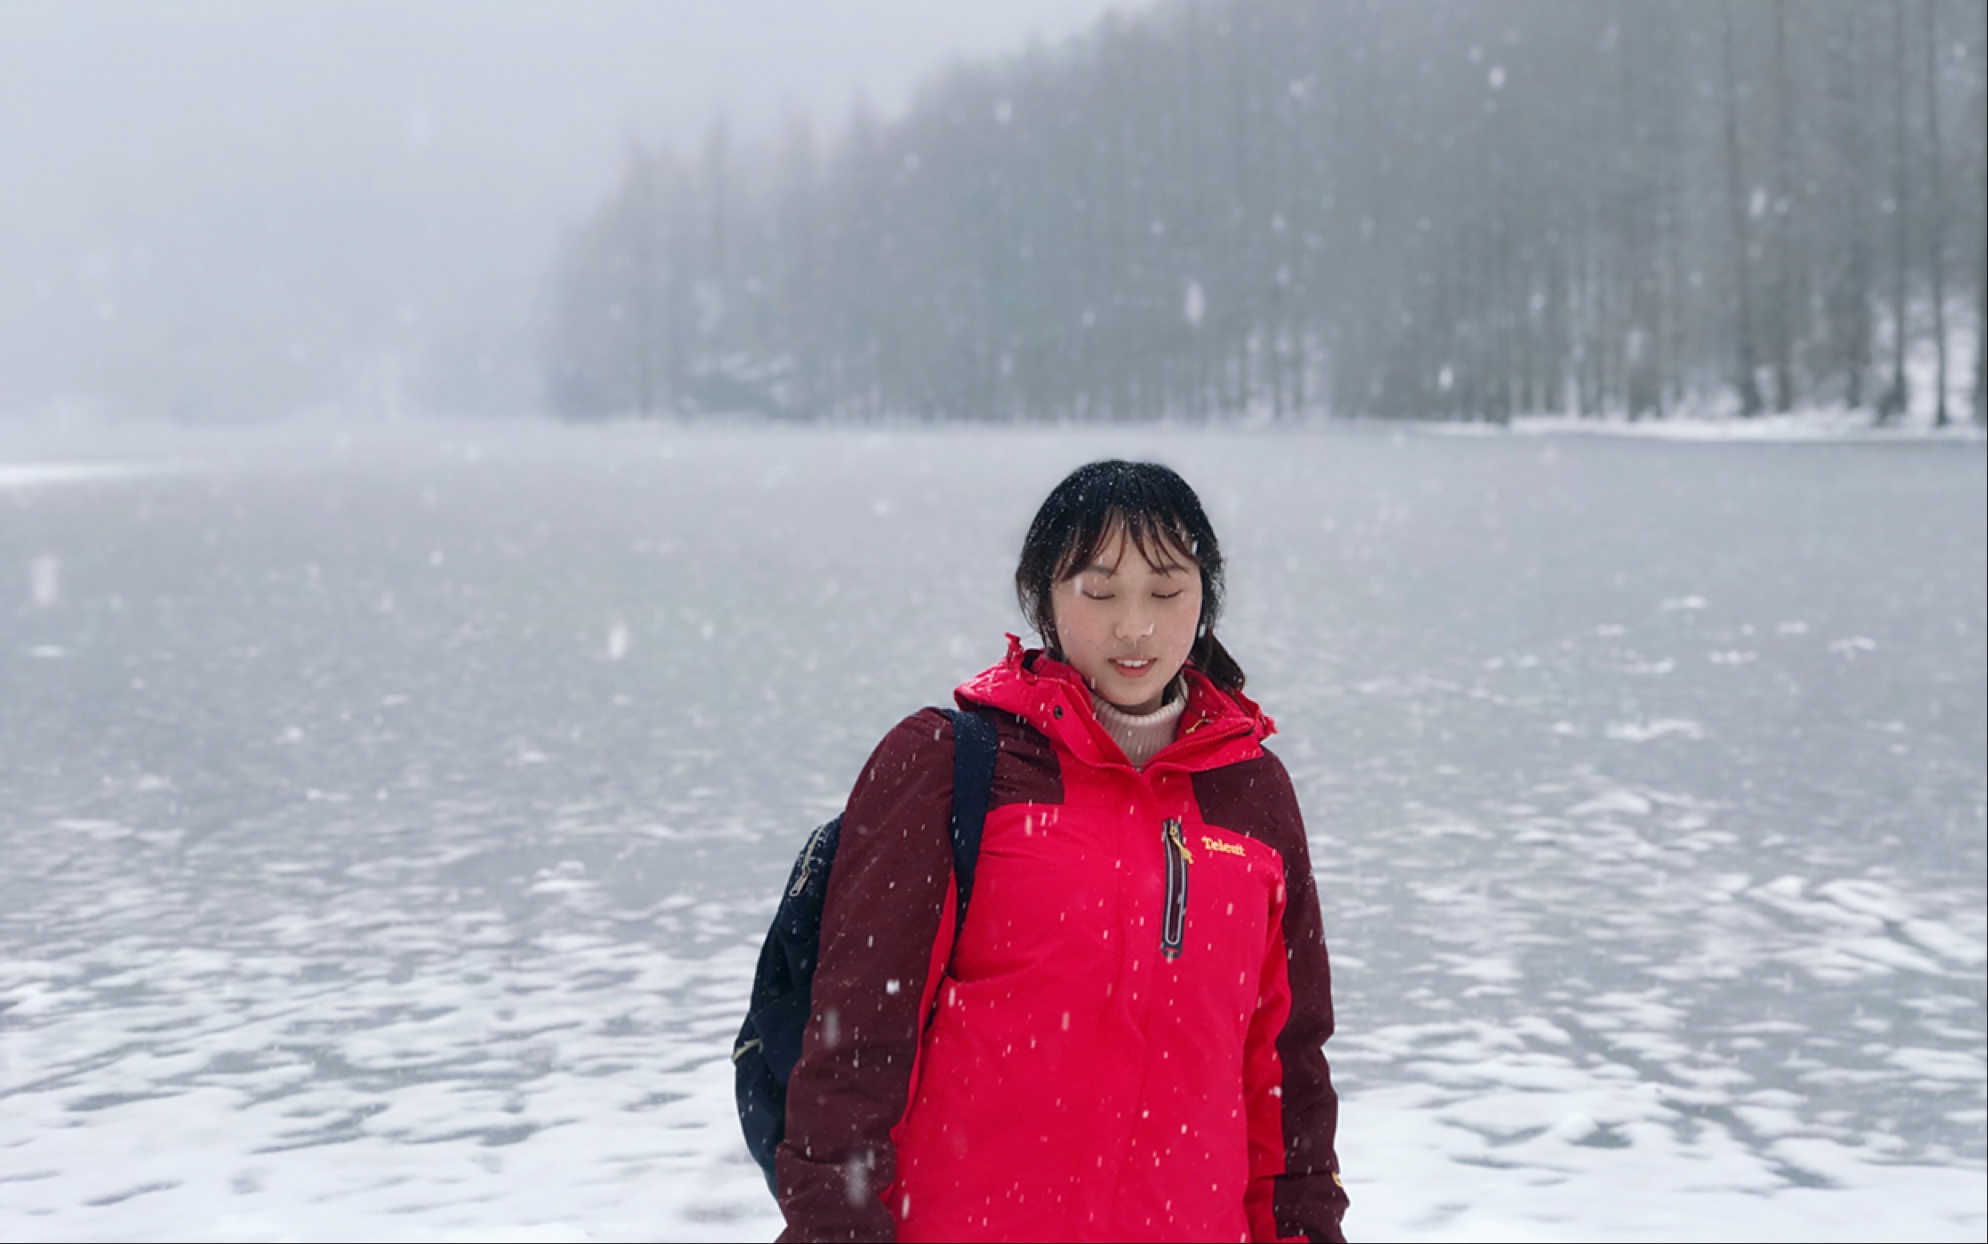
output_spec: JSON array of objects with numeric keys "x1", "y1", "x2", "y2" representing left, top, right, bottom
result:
[{"x1": 1015, "y1": 459, "x2": 1246, "y2": 692}]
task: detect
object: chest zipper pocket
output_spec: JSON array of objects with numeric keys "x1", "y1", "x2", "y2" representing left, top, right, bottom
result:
[{"x1": 1161, "y1": 818, "x2": 1192, "y2": 960}]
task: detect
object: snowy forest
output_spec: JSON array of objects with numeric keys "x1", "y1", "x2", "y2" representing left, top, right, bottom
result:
[
  {"x1": 6, "y1": 5, "x2": 1985, "y2": 1239},
  {"x1": 545, "y1": 0, "x2": 1988, "y2": 425}
]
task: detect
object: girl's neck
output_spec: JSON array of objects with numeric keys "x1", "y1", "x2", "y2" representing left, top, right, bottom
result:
[{"x1": 1091, "y1": 676, "x2": 1187, "y2": 770}]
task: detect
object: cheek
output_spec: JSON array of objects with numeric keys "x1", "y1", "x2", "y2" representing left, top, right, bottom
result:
[
  {"x1": 1048, "y1": 592, "x2": 1094, "y2": 650},
  {"x1": 1167, "y1": 609, "x2": 1200, "y2": 654},
  {"x1": 1066, "y1": 602, "x2": 1107, "y2": 646},
  {"x1": 1173, "y1": 590, "x2": 1206, "y2": 644}
]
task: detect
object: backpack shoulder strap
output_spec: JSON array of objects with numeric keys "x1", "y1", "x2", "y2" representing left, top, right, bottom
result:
[{"x1": 939, "y1": 706, "x2": 998, "y2": 931}]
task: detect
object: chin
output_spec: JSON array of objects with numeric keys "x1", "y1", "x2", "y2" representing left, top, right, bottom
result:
[{"x1": 1102, "y1": 685, "x2": 1164, "y2": 714}]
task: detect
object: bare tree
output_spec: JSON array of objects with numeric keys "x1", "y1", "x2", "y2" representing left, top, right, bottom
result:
[
  {"x1": 1881, "y1": 3, "x2": 1913, "y2": 421},
  {"x1": 1722, "y1": 3, "x2": 1766, "y2": 416},
  {"x1": 1768, "y1": 0, "x2": 1797, "y2": 411},
  {"x1": 1923, "y1": 0, "x2": 1951, "y2": 427}
]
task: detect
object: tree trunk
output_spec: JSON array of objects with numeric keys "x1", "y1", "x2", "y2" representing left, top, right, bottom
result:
[
  {"x1": 1769, "y1": 0, "x2": 1796, "y2": 411},
  {"x1": 1882, "y1": 3, "x2": 1911, "y2": 420},
  {"x1": 1625, "y1": 8, "x2": 1663, "y2": 422},
  {"x1": 1722, "y1": 3, "x2": 1765, "y2": 416},
  {"x1": 1923, "y1": 0, "x2": 1950, "y2": 427},
  {"x1": 1976, "y1": 244, "x2": 1986, "y2": 423},
  {"x1": 1831, "y1": 3, "x2": 1873, "y2": 411}
]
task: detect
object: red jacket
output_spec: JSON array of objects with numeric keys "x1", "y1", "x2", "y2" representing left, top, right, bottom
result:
[{"x1": 777, "y1": 638, "x2": 1346, "y2": 1243}]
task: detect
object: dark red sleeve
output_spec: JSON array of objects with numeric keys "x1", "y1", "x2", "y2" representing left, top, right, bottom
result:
[
  {"x1": 775, "y1": 708, "x2": 955, "y2": 1244},
  {"x1": 1198, "y1": 754, "x2": 1349, "y2": 1243}
]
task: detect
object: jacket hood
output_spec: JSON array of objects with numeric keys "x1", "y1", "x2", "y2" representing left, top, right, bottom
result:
[{"x1": 956, "y1": 634, "x2": 1274, "y2": 774}]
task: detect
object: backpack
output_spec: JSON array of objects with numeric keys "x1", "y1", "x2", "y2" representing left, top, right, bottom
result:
[{"x1": 732, "y1": 707, "x2": 999, "y2": 1196}]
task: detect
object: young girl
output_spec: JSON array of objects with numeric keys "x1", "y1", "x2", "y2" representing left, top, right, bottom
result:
[{"x1": 776, "y1": 460, "x2": 1347, "y2": 1243}]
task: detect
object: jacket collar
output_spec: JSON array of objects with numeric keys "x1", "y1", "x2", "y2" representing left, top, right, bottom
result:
[{"x1": 956, "y1": 635, "x2": 1273, "y2": 774}]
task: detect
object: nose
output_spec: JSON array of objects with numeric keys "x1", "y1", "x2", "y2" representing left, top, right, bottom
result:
[{"x1": 1114, "y1": 607, "x2": 1155, "y2": 640}]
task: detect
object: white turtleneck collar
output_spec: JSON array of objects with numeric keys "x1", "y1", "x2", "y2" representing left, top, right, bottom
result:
[{"x1": 1091, "y1": 675, "x2": 1187, "y2": 770}]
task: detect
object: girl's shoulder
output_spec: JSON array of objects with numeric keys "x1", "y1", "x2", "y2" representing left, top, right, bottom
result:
[
  {"x1": 1191, "y1": 743, "x2": 1310, "y2": 856},
  {"x1": 845, "y1": 706, "x2": 955, "y2": 803},
  {"x1": 854, "y1": 703, "x2": 1037, "y2": 785}
]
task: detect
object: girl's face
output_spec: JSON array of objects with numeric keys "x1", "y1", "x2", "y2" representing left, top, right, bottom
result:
[{"x1": 1051, "y1": 523, "x2": 1203, "y2": 715}]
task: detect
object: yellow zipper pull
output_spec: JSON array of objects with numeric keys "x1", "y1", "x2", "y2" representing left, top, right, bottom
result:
[{"x1": 1166, "y1": 818, "x2": 1193, "y2": 864}]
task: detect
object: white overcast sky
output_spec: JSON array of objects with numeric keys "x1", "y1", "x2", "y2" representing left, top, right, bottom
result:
[{"x1": 0, "y1": 0, "x2": 1130, "y2": 417}]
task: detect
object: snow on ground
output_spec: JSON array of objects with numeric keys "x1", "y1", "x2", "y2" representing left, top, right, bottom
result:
[
  {"x1": 1485, "y1": 324, "x2": 1988, "y2": 442},
  {"x1": 1, "y1": 421, "x2": 1982, "y2": 1241},
  {"x1": 1503, "y1": 411, "x2": 1986, "y2": 442},
  {"x1": 0, "y1": 462, "x2": 170, "y2": 489},
  {"x1": 1500, "y1": 410, "x2": 1987, "y2": 442}
]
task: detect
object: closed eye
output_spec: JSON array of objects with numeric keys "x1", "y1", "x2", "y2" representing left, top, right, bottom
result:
[{"x1": 1154, "y1": 590, "x2": 1183, "y2": 600}]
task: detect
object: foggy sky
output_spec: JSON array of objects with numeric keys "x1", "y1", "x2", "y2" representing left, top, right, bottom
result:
[{"x1": 0, "y1": 0, "x2": 1126, "y2": 421}]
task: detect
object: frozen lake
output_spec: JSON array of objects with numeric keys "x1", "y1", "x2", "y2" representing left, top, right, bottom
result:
[{"x1": 3, "y1": 420, "x2": 1984, "y2": 1241}]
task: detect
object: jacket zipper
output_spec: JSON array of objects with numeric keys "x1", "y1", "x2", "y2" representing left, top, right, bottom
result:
[{"x1": 1161, "y1": 818, "x2": 1192, "y2": 960}]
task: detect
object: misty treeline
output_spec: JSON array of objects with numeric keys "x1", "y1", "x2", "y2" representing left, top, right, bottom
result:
[{"x1": 545, "y1": 0, "x2": 1988, "y2": 424}]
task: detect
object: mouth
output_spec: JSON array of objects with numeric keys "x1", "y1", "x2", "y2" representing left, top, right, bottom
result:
[{"x1": 1109, "y1": 657, "x2": 1157, "y2": 677}]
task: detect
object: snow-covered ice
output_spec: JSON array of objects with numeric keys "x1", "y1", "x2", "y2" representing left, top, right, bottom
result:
[
  {"x1": 0, "y1": 462, "x2": 169, "y2": 491},
  {"x1": 2, "y1": 420, "x2": 1982, "y2": 1240}
]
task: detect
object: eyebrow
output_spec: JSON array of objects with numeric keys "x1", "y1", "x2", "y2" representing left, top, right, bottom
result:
[{"x1": 1079, "y1": 560, "x2": 1188, "y2": 578}]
